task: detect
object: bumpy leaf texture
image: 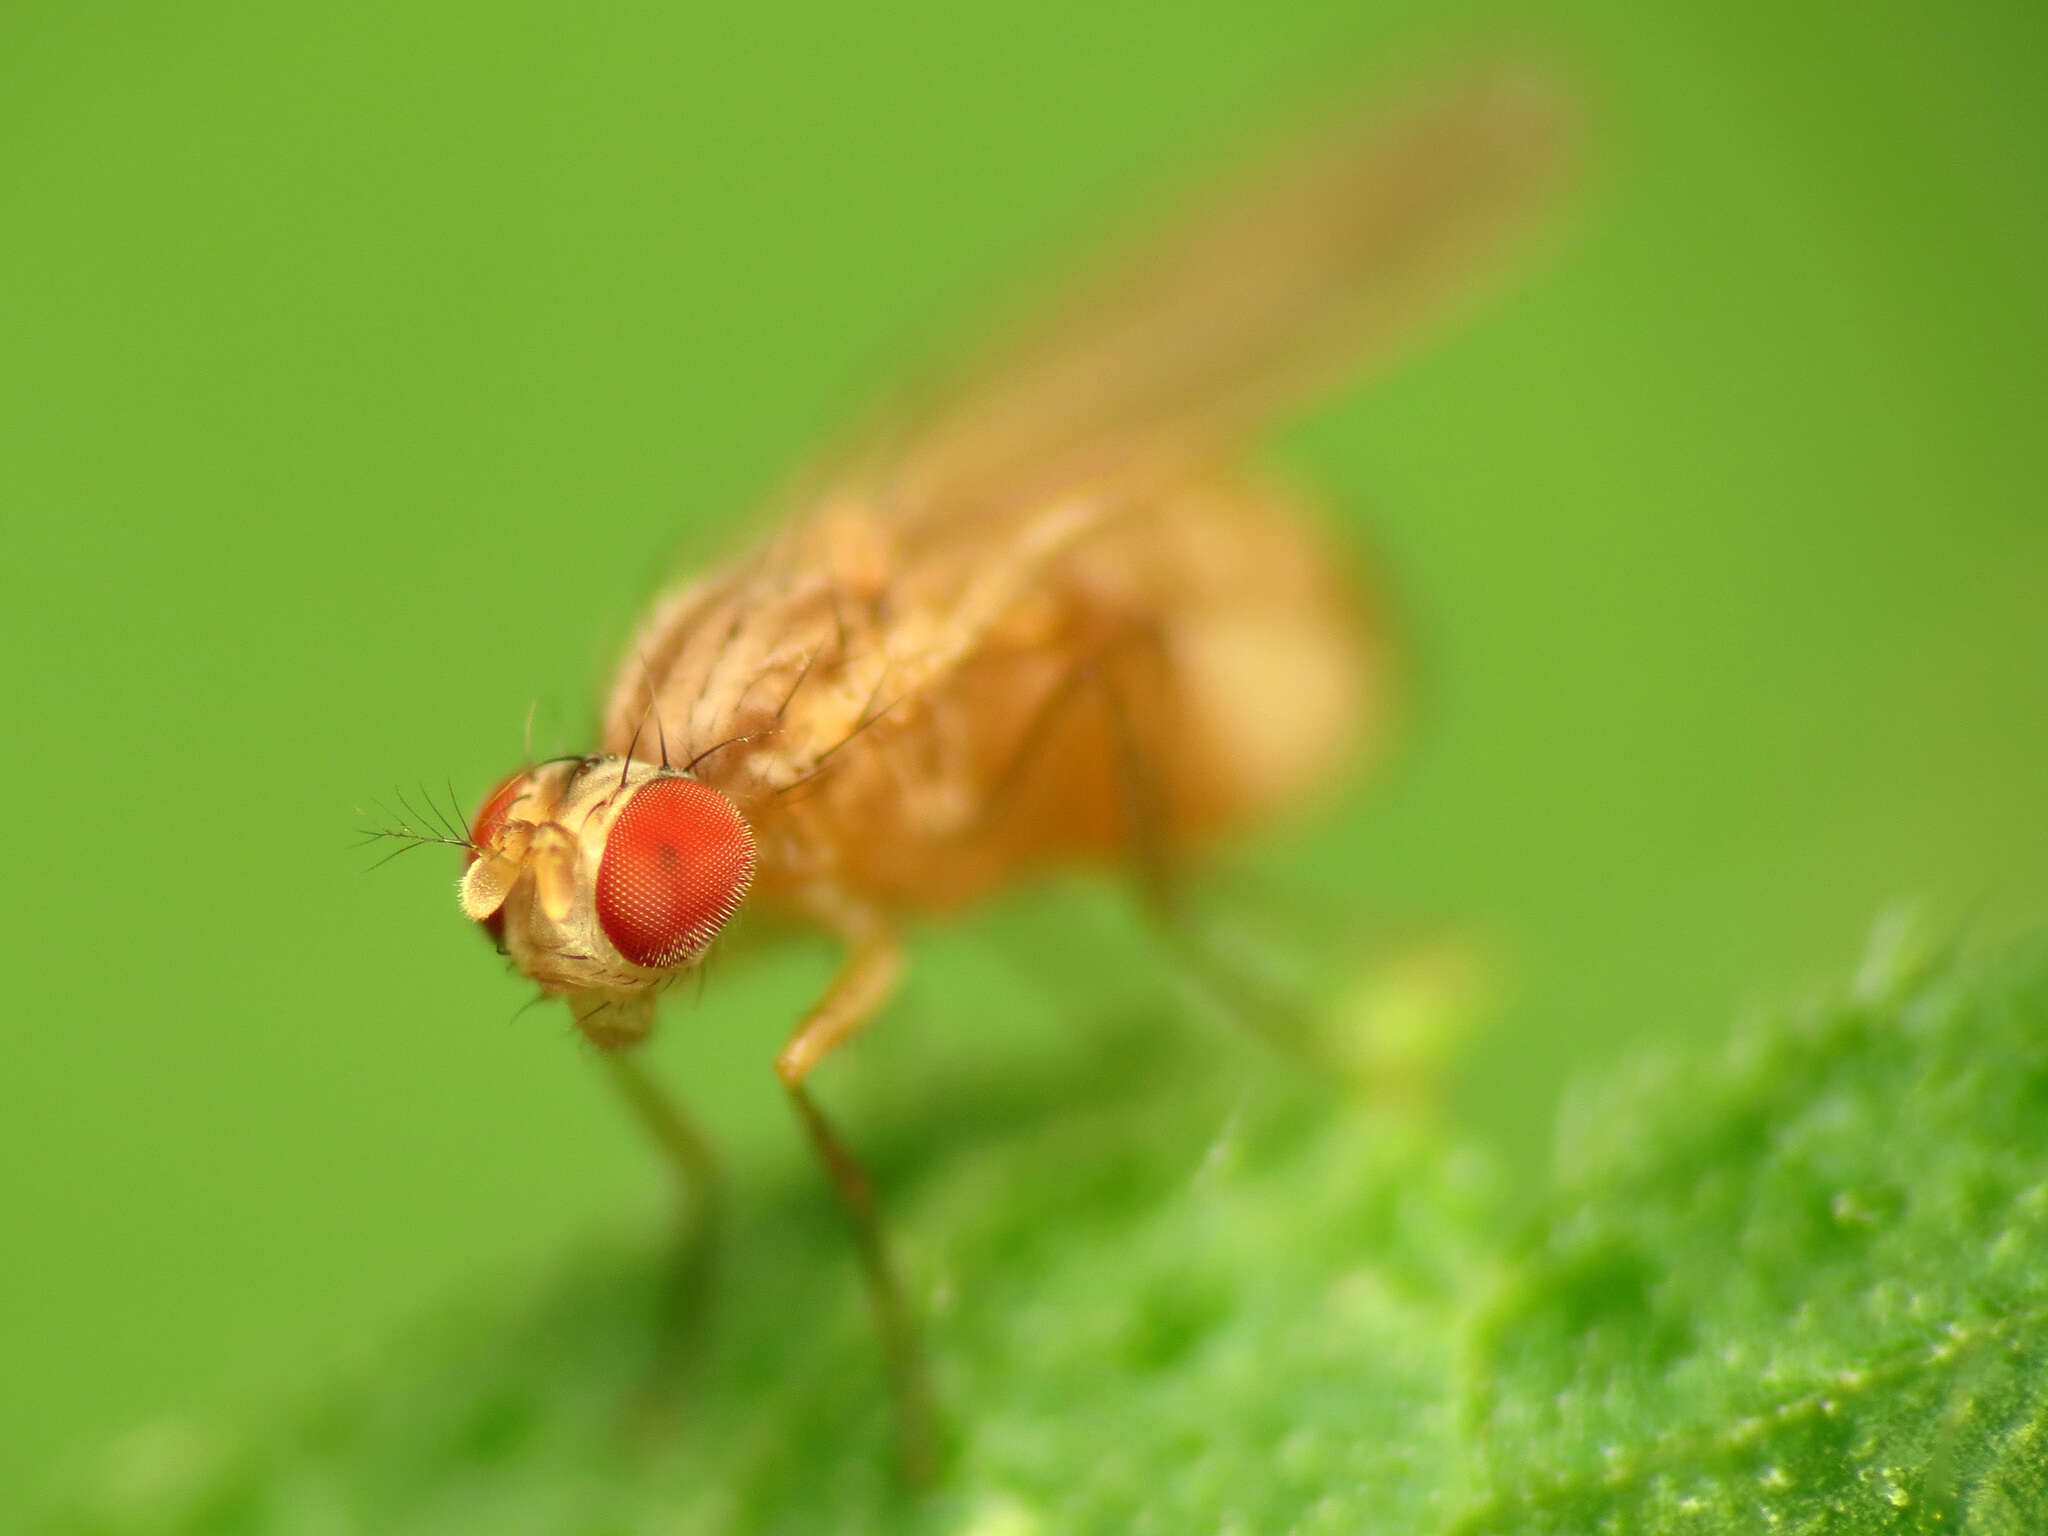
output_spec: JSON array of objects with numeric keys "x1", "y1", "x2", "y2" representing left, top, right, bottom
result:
[
  {"x1": 48, "y1": 938, "x2": 2048, "y2": 1534},
  {"x1": 1458, "y1": 936, "x2": 2048, "y2": 1534}
]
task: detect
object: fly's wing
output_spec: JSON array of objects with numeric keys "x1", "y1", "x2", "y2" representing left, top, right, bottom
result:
[
  {"x1": 611, "y1": 60, "x2": 1573, "y2": 778},
  {"x1": 800, "y1": 58, "x2": 1576, "y2": 540}
]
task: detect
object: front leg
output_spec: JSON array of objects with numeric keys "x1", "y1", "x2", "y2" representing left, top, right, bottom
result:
[
  {"x1": 776, "y1": 909, "x2": 940, "y2": 1488},
  {"x1": 597, "y1": 1049, "x2": 722, "y2": 1430}
]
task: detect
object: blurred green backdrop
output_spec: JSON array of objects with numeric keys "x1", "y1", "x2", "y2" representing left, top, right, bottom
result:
[{"x1": 2, "y1": 0, "x2": 2043, "y2": 1520}]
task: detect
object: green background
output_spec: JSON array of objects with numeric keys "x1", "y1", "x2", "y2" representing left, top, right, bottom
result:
[{"x1": 2, "y1": 0, "x2": 2043, "y2": 1522}]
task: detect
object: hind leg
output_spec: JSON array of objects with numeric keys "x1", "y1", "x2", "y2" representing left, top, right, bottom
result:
[{"x1": 1050, "y1": 634, "x2": 1335, "y2": 1059}]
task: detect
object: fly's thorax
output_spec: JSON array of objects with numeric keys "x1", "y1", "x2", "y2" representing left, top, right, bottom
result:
[{"x1": 457, "y1": 755, "x2": 756, "y2": 1047}]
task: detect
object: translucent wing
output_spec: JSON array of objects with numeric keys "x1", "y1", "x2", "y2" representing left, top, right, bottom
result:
[
  {"x1": 803, "y1": 58, "x2": 1575, "y2": 534},
  {"x1": 607, "y1": 60, "x2": 1572, "y2": 784}
]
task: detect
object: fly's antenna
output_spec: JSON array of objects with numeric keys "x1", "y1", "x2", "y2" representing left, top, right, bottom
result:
[
  {"x1": 522, "y1": 699, "x2": 539, "y2": 770},
  {"x1": 402, "y1": 783, "x2": 471, "y2": 847},
  {"x1": 356, "y1": 789, "x2": 474, "y2": 869}
]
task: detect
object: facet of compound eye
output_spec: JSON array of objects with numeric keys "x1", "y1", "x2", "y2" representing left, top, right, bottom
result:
[{"x1": 594, "y1": 775, "x2": 757, "y2": 970}]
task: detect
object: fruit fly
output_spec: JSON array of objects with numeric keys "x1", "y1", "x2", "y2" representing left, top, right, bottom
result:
[{"x1": 379, "y1": 61, "x2": 1568, "y2": 1486}]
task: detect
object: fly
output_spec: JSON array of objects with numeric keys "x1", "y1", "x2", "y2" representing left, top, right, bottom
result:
[{"x1": 375, "y1": 59, "x2": 1571, "y2": 1487}]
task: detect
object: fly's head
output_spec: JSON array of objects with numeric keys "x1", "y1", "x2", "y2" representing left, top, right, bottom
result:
[{"x1": 460, "y1": 756, "x2": 756, "y2": 1048}]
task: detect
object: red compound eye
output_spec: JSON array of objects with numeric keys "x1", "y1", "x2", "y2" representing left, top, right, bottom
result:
[
  {"x1": 595, "y1": 776, "x2": 756, "y2": 970},
  {"x1": 467, "y1": 770, "x2": 534, "y2": 867}
]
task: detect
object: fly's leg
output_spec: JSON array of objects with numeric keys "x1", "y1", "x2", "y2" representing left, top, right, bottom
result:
[
  {"x1": 601, "y1": 1050, "x2": 722, "y2": 1421},
  {"x1": 1094, "y1": 644, "x2": 1484, "y2": 1090},
  {"x1": 1085, "y1": 644, "x2": 1178, "y2": 921},
  {"x1": 604, "y1": 1047, "x2": 720, "y2": 1230},
  {"x1": 970, "y1": 630, "x2": 1305, "y2": 1044},
  {"x1": 775, "y1": 915, "x2": 940, "y2": 1489},
  {"x1": 1088, "y1": 641, "x2": 1328, "y2": 1060}
]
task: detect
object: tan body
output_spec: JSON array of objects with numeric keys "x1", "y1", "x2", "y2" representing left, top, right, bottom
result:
[{"x1": 425, "y1": 62, "x2": 1570, "y2": 1486}]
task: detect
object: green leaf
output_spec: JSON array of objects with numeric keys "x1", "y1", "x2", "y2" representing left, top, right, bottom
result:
[
  {"x1": 1458, "y1": 937, "x2": 2048, "y2": 1534},
  {"x1": 46, "y1": 939, "x2": 2048, "y2": 1534}
]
